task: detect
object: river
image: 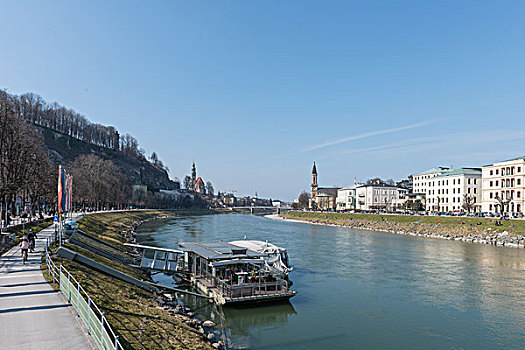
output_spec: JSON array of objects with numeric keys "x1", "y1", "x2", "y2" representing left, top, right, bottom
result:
[{"x1": 135, "y1": 213, "x2": 525, "y2": 349}]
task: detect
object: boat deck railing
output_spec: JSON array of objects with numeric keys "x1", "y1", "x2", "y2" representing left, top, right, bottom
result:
[{"x1": 200, "y1": 272, "x2": 289, "y2": 299}]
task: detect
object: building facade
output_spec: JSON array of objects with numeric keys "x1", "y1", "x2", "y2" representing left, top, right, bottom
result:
[
  {"x1": 336, "y1": 184, "x2": 361, "y2": 211},
  {"x1": 412, "y1": 167, "x2": 451, "y2": 199},
  {"x1": 424, "y1": 168, "x2": 482, "y2": 213},
  {"x1": 481, "y1": 157, "x2": 525, "y2": 216},
  {"x1": 355, "y1": 182, "x2": 408, "y2": 211}
]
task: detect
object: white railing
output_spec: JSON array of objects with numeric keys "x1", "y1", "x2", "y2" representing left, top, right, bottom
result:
[{"x1": 45, "y1": 241, "x2": 123, "y2": 350}]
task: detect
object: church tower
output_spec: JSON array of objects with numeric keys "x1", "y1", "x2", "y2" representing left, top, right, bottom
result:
[
  {"x1": 311, "y1": 161, "x2": 318, "y2": 198},
  {"x1": 191, "y1": 162, "x2": 197, "y2": 189}
]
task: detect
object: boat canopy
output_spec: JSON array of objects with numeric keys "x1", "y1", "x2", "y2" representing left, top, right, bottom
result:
[
  {"x1": 179, "y1": 241, "x2": 265, "y2": 261},
  {"x1": 229, "y1": 240, "x2": 286, "y2": 254}
]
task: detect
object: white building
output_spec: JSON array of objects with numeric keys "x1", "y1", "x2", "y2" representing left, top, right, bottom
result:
[
  {"x1": 424, "y1": 168, "x2": 482, "y2": 213},
  {"x1": 352, "y1": 181, "x2": 408, "y2": 211},
  {"x1": 481, "y1": 156, "x2": 525, "y2": 216},
  {"x1": 412, "y1": 167, "x2": 451, "y2": 198},
  {"x1": 336, "y1": 184, "x2": 362, "y2": 211}
]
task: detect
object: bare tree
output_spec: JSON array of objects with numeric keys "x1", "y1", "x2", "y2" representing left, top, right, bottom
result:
[
  {"x1": 462, "y1": 194, "x2": 475, "y2": 213},
  {"x1": 206, "y1": 181, "x2": 214, "y2": 197},
  {"x1": 494, "y1": 193, "x2": 511, "y2": 215},
  {"x1": 298, "y1": 192, "x2": 310, "y2": 209},
  {"x1": 183, "y1": 176, "x2": 192, "y2": 191}
]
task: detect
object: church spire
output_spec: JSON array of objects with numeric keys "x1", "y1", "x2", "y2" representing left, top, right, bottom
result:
[
  {"x1": 191, "y1": 162, "x2": 197, "y2": 189},
  {"x1": 311, "y1": 161, "x2": 318, "y2": 199}
]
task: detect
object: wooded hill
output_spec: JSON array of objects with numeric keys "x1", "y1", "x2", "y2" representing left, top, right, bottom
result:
[
  {"x1": 9, "y1": 90, "x2": 179, "y2": 191},
  {"x1": 40, "y1": 126, "x2": 178, "y2": 191},
  {"x1": 1, "y1": 89, "x2": 184, "y2": 217}
]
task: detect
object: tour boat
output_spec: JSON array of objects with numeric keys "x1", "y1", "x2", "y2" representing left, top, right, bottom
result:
[
  {"x1": 228, "y1": 240, "x2": 293, "y2": 282},
  {"x1": 178, "y1": 241, "x2": 296, "y2": 305}
]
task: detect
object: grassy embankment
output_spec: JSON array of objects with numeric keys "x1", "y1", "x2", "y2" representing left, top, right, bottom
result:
[
  {"x1": 42, "y1": 210, "x2": 214, "y2": 350},
  {"x1": 281, "y1": 211, "x2": 525, "y2": 238}
]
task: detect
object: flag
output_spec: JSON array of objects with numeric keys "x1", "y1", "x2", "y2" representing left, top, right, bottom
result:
[
  {"x1": 58, "y1": 166, "x2": 66, "y2": 215},
  {"x1": 70, "y1": 175, "x2": 73, "y2": 212}
]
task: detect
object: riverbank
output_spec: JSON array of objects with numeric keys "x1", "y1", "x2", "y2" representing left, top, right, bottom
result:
[
  {"x1": 43, "y1": 210, "x2": 219, "y2": 350},
  {"x1": 271, "y1": 211, "x2": 525, "y2": 248}
]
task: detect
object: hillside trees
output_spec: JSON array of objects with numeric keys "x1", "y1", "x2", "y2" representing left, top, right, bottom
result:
[
  {"x1": 0, "y1": 91, "x2": 56, "y2": 220},
  {"x1": 70, "y1": 154, "x2": 128, "y2": 210}
]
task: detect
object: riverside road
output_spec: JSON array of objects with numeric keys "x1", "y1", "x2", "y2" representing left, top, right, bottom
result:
[{"x1": 0, "y1": 222, "x2": 94, "y2": 350}]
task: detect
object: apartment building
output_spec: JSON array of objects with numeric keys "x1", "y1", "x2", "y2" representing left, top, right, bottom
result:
[
  {"x1": 481, "y1": 156, "x2": 525, "y2": 215},
  {"x1": 425, "y1": 168, "x2": 482, "y2": 212},
  {"x1": 336, "y1": 184, "x2": 361, "y2": 211},
  {"x1": 412, "y1": 167, "x2": 451, "y2": 197},
  {"x1": 356, "y1": 181, "x2": 408, "y2": 211}
]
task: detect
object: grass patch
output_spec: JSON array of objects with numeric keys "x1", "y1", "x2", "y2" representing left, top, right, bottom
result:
[{"x1": 282, "y1": 211, "x2": 525, "y2": 237}]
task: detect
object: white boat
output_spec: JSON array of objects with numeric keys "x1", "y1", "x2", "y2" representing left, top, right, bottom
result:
[{"x1": 229, "y1": 240, "x2": 293, "y2": 281}]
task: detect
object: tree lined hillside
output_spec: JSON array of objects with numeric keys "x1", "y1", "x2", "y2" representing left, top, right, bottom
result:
[{"x1": 0, "y1": 89, "x2": 199, "y2": 218}]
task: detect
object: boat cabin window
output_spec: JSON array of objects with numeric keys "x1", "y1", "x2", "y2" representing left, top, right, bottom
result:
[{"x1": 231, "y1": 248, "x2": 247, "y2": 255}]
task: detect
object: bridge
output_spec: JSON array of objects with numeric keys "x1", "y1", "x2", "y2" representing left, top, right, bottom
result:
[{"x1": 224, "y1": 206, "x2": 291, "y2": 214}]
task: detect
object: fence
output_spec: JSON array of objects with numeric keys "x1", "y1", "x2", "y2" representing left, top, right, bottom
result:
[{"x1": 45, "y1": 241, "x2": 124, "y2": 350}]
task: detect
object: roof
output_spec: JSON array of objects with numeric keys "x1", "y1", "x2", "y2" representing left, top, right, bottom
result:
[
  {"x1": 312, "y1": 162, "x2": 317, "y2": 175},
  {"x1": 360, "y1": 183, "x2": 401, "y2": 189},
  {"x1": 179, "y1": 241, "x2": 265, "y2": 260},
  {"x1": 434, "y1": 167, "x2": 481, "y2": 178},
  {"x1": 415, "y1": 167, "x2": 451, "y2": 175},
  {"x1": 317, "y1": 187, "x2": 340, "y2": 196},
  {"x1": 340, "y1": 183, "x2": 364, "y2": 190},
  {"x1": 195, "y1": 177, "x2": 204, "y2": 185},
  {"x1": 484, "y1": 156, "x2": 525, "y2": 167}
]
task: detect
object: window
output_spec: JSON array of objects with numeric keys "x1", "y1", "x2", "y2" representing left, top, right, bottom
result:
[
  {"x1": 518, "y1": 167, "x2": 522, "y2": 173},
  {"x1": 457, "y1": 179, "x2": 460, "y2": 184},
  {"x1": 468, "y1": 188, "x2": 471, "y2": 194},
  {"x1": 490, "y1": 192, "x2": 493, "y2": 199},
  {"x1": 518, "y1": 191, "x2": 521, "y2": 198},
  {"x1": 518, "y1": 179, "x2": 521, "y2": 186},
  {"x1": 490, "y1": 170, "x2": 494, "y2": 176},
  {"x1": 474, "y1": 188, "x2": 477, "y2": 194},
  {"x1": 490, "y1": 204, "x2": 493, "y2": 211},
  {"x1": 490, "y1": 181, "x2": 493, "y2": 187},
  {"x1": 496, "y1": 169, "x2": 499, "y2": 175},
  {"x1": 496, "y1": 180, "x2": 499, "y2": 186}
]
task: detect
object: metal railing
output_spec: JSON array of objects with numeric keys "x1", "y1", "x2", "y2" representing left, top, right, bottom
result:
[
  {"x1": 201, "y1": 271, "x2": 288, "y2": 298},
  {"x1": 45, "y1": 241, "x2": 123, "y2": 350}
]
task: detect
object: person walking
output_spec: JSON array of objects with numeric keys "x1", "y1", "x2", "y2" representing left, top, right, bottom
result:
[
  {"x1": 19, "y1": 236, "x2": 29, "y2": 264},
  {"x1": 27, "y1": 229, "x2": 37, "y2": 252}
]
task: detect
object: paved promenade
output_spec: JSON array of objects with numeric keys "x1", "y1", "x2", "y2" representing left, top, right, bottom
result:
[{"x1": 0, "y1": 224, "x2": 94, "y2": 349}]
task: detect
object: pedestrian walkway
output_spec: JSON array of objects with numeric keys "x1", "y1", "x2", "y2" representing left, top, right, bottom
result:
[{"x1": 0, "y1": 224, "x2": 94, "y2": 350}]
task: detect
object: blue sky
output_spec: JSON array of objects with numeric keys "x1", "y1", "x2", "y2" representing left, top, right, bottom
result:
[{"x1": 2, "y1": 1, "x2": 525, "y2": 200}]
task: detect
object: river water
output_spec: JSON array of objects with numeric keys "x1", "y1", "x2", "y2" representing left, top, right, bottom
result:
[{"x1": 135, "y1": 214, "x2": 525, "y2": 349}]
